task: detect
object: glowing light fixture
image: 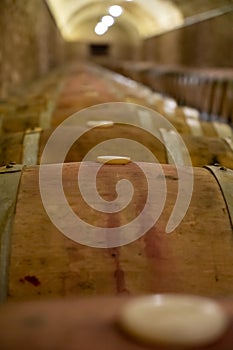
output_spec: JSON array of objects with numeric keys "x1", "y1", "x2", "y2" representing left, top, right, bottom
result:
[
  {"x1": 101, "y1": 15, "x2": 114, "y2": 27},
  {"x1": 94, "y1": 22, "x2": 108, "y2": 35},
  {"x1": 109, "y1": 5, "x2": 123, "y2": 17}
]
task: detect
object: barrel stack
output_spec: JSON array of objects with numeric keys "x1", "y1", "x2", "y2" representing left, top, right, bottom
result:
[
  {"x1": 1, "y1": 60, "x2": 233, "y2": 349},
  {"x1": 1, "y1": 1, "x2": 233, "y2": 346},
  {"x1": 0, "y1": 60, "x2": 233, "y2": 348},
  {"x1": 0, "y1": 61, "x2": 232, "y2": 300}
]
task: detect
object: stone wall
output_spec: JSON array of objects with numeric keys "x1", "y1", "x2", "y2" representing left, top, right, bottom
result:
[
  {"x1": 143, "y1": 12, "x2": 233, "y2": 67},
  {"x1": 0, "y1": 0, "x2": 66, "y2": 98}
]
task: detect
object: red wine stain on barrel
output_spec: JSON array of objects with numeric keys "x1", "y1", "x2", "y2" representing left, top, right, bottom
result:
[
  {"x1": 109, "y1": 247, "x2": 130, "y2": 295},
  {"x1": 19, "y1": 276, "x2": 40, "y2": 287},
  {"x1": 144, "y1": 228, "x2": 163, "y2": 260},
  {"x1": 106, "y1": 203, "x2": 129, "y2": 295},
  {"x1": 143, "y1": 226, "x2": 177, "y2": 292}
]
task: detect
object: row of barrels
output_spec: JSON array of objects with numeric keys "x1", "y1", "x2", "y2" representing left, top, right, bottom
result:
[
  {"x1": 102, "y1": 60, "x2": 233, "y2": 125},
  {"x1": 1, "y1": 114, "x2": 233, "y2": 168},
  {"x1": 0, "y1": 62, "x2": 233, "y2": 302},
  {"x1": 1, "y1": 61, "x2": 233, "y2": 349},
  {"x1": 1, "y1": 64, "x2": 233, "y2": 168}
]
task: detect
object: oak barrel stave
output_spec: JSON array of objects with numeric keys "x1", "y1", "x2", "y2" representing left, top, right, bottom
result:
[
  {"x1": 1, "y1": 162, "x2": 232, "y2": 301},
  {"x1": 1, "y1": 125, "x2": 233, "y2": 169}
]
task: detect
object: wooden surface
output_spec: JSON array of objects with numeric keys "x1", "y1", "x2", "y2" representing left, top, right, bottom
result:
[
  {"x1": 40, "y1": 126, "x2": 233, "y2": 168},
  {"x1": 0, "y1": 296, "x2": 233, "y2": 350},
  {"x1": 1, "y1": 125, "x2": 233, "y2": 168},
  {"x1": 2, "y1": 110, "x2": 40, "y2": 133},
  {"x1": 39, "y1": 125, "x2": 166, "y2": 164},
  {"x1": 51, "y1": 80, "x2": 223, "y2": 138},
  {"x1": 181, "y1": 135, "x2": 233, "y2": 168},
  {"x1": 1, "y1": 64, "x2": 231, "y2": 139},
  {"x1": 0, "y1": 131, "x2": 24, "y2": 165},
  {"x1": 6, "y1": 162, "x2": 233, "y2": 301}
]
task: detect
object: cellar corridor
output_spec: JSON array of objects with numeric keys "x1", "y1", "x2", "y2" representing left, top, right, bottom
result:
[{"x1": 0, "y1": 1, "x2": 233, "y2": 349}]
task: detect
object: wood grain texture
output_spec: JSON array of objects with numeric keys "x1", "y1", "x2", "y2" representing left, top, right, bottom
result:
[
  {"x1": 7, "y1": 162, "x2": 233, "y2": 301},
  {"x1": 1, "y1": 125, "x2": 233, "y2": 169},
  {"x1": 1, "y1": 65, "x2": 230, "y2": 140},
  {"x1": 0, "y1": 296, "x2": 233, "y2": 350},
  {"x1": 51, "y1": 90, "x2": 221, "y2": 138}
]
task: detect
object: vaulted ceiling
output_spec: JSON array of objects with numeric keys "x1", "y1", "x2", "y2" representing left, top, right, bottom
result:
[{"x1": 47, "y1": 0, "x2": 233, "y2": 41}]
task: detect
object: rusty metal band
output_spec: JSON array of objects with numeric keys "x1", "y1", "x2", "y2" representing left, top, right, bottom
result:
[
  {"x1": 23, "y1": 128, "x2": 42, "y2": 165},
  {"x1": 0, "y1": 164, "x2": 24, "y2": 302},
  {"x1": 204, "y1": 165, "x2": 233, "y2": 228},
  {"x1": 159, "y1": 128, "x2": 191, "y2": 166},
  {"x1": 223, "y1": 137, "x2": 233, "y2": 153},
  {"x1": 213, "y1": 121, "x2": 233, "y2": 138}
]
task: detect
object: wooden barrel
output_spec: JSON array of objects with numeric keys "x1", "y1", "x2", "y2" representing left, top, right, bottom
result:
[
  {"x1": 2, "y1": 62, "x2": 232, "y2": 139},
  {"x1": 1, "y1": 124, "x2": 233, "y2": 169},
  {"x1": 124, "y1": 96, "x2": 233, "y2": 138},
  {"x1": 0, "y1": 162, "x2": 232, "y2": 302},
  {"x1": 0, "y1": 65, "x2": 121, "y2": 133},
  {"x1": 172, "y1": 105, "x2": 233, "y2": 138},
  {"x1": 0, "y1": 296, "x2": 232, "y2": 350},
  {"x1": 0, "y1": 74, "x2": 63, "y2": 133},
  {"x1": 5, "y1": 95, "x2": 231, "y2": 138},
  {"x1": 51, "y1": 70, "x2": 156, "y2": 127}
]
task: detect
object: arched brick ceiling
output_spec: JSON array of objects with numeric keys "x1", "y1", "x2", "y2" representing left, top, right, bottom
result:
[{"x1": 46, "y1": 0, "x2": 233, "y2": 41}]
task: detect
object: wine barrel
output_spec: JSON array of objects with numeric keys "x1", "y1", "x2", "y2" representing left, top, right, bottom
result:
[
  {"x1": 165, "y1": 105, "x2": 233, "y2": 138},
  {"x1": 0, "y1": 65, "x2": 123, "y2": 133},
  {"x1": 0, "y1": 93, "x2": 121, "y2": 134},
  {"x1": 1, "y1": 73, "x2": 63, "y2": 133},
  {"x1": 124, "y1": 96, "x2": 233, "y2": 138},
  {"x1": 0, "y1": 162, "x2": 233, "y2": 302},
  {"x1": 1, "y1": 124, "x2": 233, "y2": 169},
  {"x1": 0, "y1": 296, "x2": 232, "y2": 350},
  {"x1": 2, "y1": 62, "x2": 231, "y2": 139},
  {"x1": 6, "y1": 94, "x2": 230, "y2": 139}
]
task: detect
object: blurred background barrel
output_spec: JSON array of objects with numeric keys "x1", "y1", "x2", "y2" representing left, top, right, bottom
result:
[{"x1": 1, "y1": 124, "x2": 233, "y2": 168}]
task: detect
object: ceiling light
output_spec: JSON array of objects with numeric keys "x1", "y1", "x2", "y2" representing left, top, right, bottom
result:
[
  {"x1": 101, "y1": 15, "x2": 114, "y2": 27},
  {"x1": 94, "y1": 22, "x2": 108, "y2": 35},
  {"x1": 109, "y1": 5, "x2": 123, "y2": 17}
]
